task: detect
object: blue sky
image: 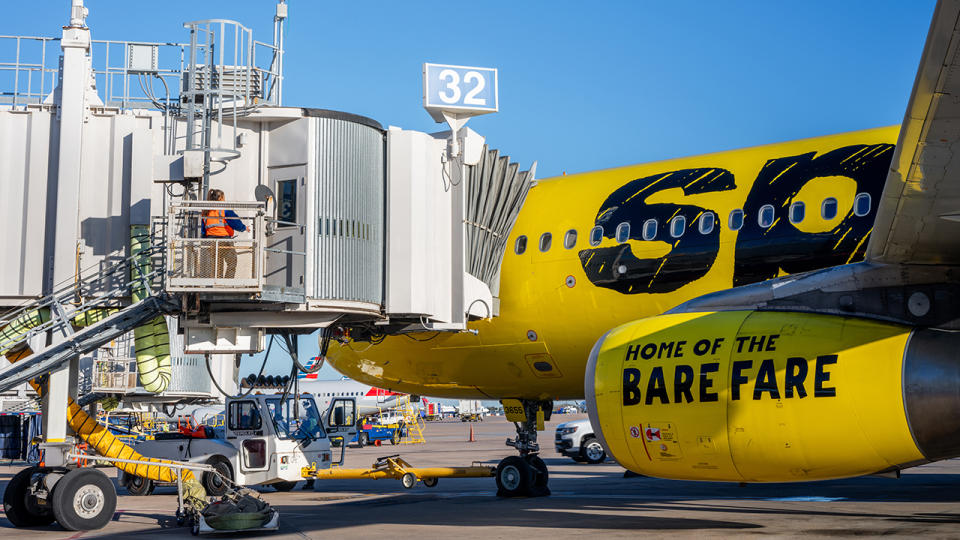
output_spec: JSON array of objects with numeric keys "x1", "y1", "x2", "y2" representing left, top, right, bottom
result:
[{"x1": 6, "y1": 1, "x2": 939, "y2": 381}]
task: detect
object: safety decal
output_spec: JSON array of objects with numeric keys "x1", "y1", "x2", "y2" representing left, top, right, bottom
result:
[{"x1": 629, "y1": 426, "x2": 641, "y2": 438}]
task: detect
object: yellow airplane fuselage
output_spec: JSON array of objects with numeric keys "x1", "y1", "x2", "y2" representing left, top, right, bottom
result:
[{"x1": 327, "y1": 126, "x2": 899, "y2": 402}]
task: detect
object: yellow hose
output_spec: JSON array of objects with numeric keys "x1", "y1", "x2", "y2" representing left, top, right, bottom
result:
[
  {"x1": 130, "y1": 225, "x2": 172, "y2": 394},
  {"x1": 0, "y1": 309, "x2": 50, "y2": 355},
  {"x1": 5, "y1": 347, "x2": 206, "y2": 499}
]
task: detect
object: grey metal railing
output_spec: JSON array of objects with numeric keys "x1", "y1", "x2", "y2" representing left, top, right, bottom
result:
[{"x1": 165, "y1": 201, "x2": 265, "y2": 293}]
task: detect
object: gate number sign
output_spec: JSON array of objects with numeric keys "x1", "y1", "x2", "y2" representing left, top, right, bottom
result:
[{"x1": 423, "y1": 63, "x2": 498, "y2": 117}]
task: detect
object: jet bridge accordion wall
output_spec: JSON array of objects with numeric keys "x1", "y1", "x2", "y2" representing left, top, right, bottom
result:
[
  {"x1": 313, "y1": 115, "x2": 385, "y2": 306},
  {"x1": 464, "y1": 146, "x2": 536, "y2": 295}
]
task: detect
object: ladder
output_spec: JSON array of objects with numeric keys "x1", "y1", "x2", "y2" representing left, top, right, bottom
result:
[
  {"x1": 398, "y1": 395, "x2": 426, "y2": 444},
  {"x1": 0, "y1": 239, "x2": 176, "y2": 394}
]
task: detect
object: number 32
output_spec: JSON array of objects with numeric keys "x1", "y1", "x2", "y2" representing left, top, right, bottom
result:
[{"x1": 438, "y1": 69, "x2": 486, "y2": 106}]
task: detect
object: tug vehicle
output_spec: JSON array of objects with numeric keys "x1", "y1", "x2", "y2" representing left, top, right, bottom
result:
[{"x1": 120, "y1": 394, "x2": 357, "y2": 495}]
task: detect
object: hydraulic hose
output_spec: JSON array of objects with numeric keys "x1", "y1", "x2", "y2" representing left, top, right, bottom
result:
[{"x1": 4, "y1": 347, "x2": 206, "y2": 500}]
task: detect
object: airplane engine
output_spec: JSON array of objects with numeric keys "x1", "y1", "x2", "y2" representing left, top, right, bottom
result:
[{"x1": 585, "y1": 310, "x2": 960, "y2": 482}]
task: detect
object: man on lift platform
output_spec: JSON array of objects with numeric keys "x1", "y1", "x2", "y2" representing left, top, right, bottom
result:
[{"x1": 202, "y1": 188, "x2": 247, "y2": 279}]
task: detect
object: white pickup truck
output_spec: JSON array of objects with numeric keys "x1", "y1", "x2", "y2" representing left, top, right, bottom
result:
[
  {"x1": 120, "y1": 394, "x2": 357, "y2": 495},
  {"x1": 554, "y1": 418, "x2": 607, "y2": 464}
]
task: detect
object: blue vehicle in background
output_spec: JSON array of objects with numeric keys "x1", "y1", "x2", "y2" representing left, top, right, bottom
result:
[{"x1": 351, "y1": 419, "x2": 406, "y2": 447}]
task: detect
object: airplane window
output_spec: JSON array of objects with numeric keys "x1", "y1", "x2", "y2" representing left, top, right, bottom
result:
[
  {"x1": 642, "y1": 219, "x2": 657, "y2": 241},
  {"x1": 822, "y1": 197, "x2": 838, "y2": 220},
  {"x1": 539, "y1": 232, "x2": 552, "y2": 252},
  {"x1": 854, "y1": 193, "x2": 871, "y2": 217},
  {"x1": 670, "y1": 216, "x2": 686, "y2": 238},
  {"x1": 514, "y1": 235, "x2": 527, "y2": 255},
  {"x1": 615, "y1": 222, "x2": 630, "y2": 243},
  {"x1": 589, "y1": 226, "x2": 603, "y2": 247},
  {"x1": 728, "y1": 209, "x2": 744, "y2": 231},
  {"x1": 789, "y1": 201, "x2": 805, "y2": 224},
  {"x1": 698, "y1": 212, "x2": 715, "y2": 235},
  {"x1": 758, "y1": 205, "x2": 775, "y2": 228},
  {"x1": 564, "y1": 229, "x2": 577, "y2": 249}
]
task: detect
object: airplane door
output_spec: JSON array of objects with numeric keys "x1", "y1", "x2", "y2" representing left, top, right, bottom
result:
[{"x1": 265, "y1": 166, "x2": 306, "y2": 301}]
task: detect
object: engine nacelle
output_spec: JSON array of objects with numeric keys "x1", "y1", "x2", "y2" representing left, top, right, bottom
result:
[{"x1": 585, "y1": 310, "x2": 960, "y2": 482}]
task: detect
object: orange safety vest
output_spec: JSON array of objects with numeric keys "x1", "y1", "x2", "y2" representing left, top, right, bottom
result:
[{"x1": 203, "y1": 210, "x2": 234, "y2": 237}]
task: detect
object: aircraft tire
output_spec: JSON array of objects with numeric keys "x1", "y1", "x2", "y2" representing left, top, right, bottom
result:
[
  {"x1": 496, "y1": 456, "x2": 532, "y2": 497},
  {"x1": 51, "y1": 468, "x2": 117, "y2": 531},
  {"x1": 524, "y1": 454, "x2": 550, "y2": 496},
  {"x1": 3, "y1": 466, "x2": 56, "y2": 527}
]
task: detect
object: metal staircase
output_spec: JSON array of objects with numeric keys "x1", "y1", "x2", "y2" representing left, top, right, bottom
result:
[{"x1": 0, "y1": 238, "x2": 176, "y2": 394}]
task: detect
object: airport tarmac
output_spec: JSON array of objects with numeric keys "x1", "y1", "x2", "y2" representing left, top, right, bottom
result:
[{"x1": 2, "y1": 413, "x2": 959, "y2": 538}]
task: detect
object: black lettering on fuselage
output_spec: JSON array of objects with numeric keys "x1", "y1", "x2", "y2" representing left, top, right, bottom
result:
[
  {"x1": 733, "y1": 144, "x2": 894, "y2": 287},
  {"x1": 577, "y1": 144, "x2": 893, "y2": 296},
  {"x1": 674, "y1": 364, "x2": 694, "y2": 403},
  {"x1": 625, "y1": 344, "x2": 640, "y2": 362},
  {"x1": 753, "y1": 358, "x2": 780, "y2": 399},
  {"x1": 645, "y1": 366, "x2": 669, "y2": 405},
  {"x1": 700, "y1": 362, "x2": 719, "y2": 402},
  {"x1": 814, "y1": 355, "x2": 838, "y2": 397},
  {"x1": 731, "y1": 360, "x2": 752, "y2": 400},
  {"x1": 623, "y1": 368, "x2": 642, "y2": 406},
  {"x1": 784, "y1": 357, "x2": 807, "y2": 398},
  {"x1": 579, "y1": 168, "x2": 736, "y2": 294}
]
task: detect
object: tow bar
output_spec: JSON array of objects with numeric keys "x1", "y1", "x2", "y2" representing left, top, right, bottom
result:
[{"x1": 302, "y1": 454, "x2": 495, "y2": 489}]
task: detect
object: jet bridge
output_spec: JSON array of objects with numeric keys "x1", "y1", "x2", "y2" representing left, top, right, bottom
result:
[{"x1": 0, "y1": 0, "x2": 534, "y2": 490}]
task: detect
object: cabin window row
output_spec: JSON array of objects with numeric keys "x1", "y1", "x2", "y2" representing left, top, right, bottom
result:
[{"x1": 514, "y1": 193, "x2": 871, "y2": 255}]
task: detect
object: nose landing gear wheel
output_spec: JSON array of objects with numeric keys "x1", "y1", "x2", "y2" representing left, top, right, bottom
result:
[
  {"x1": 495, "y1": 455, "x2": 532, "y2": 497},
  {"x1": 50, "y1": 468, "x2": 117, "y2": 531},
  {"x1": 524, "y1": 454, "x2": 551, "y2": 497}
]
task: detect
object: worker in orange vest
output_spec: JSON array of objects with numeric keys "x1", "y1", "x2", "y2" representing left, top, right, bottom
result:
[{"x1": 202, "y1": 189, "x2": 247, "y2": 279}]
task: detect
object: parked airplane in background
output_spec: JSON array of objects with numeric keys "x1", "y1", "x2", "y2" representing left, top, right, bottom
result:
[
  {"x1": 324, "y1": 0, "x2": 960, "y2": 500},
  {"x1": 299, "y1": 377, "x2": 403, "y2": 418}
]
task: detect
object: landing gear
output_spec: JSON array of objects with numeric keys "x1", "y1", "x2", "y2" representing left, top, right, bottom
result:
[
  {"x1": 3, "y1": 466, "x2": 56, "y2": 527},
  {"x1": 4, "y1": 466, "x2": 117, "y2": 531},
  {"x1": 50, "y1": 468, "x2": 117, "y2": 531},
  {"x1": 496, "y1": 399, "x2": 552, "y2": 498}
]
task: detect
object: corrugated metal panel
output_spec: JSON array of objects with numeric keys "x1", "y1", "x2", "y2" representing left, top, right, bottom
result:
[{"x1": 314, "y1": 117, "x2": 384, "y2": 304}]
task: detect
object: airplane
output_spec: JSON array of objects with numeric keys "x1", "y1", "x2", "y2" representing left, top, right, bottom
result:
[
  {"x1": 322, "y1": 1, "x2": 960, "y2": 498},
  {"x1": 297, "y1": 373, "x2": 404, "y2": 418},
  {"x1": 242, "y1": 358, "x2": 405, "y2": 417}
]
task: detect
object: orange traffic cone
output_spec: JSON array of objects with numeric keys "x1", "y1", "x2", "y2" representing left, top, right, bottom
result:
[{"x1": 468, "y1": 425, "x2": 476, "y2": 442}]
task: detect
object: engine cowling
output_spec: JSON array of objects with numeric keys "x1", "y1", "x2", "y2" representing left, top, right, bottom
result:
[{"x1": 585, "y1": 310, "x2": 960, "y2": 482}]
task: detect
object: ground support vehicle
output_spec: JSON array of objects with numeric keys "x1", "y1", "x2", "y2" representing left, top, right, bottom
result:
[
  {"x1": 554, "y1": 418, "x2": 606, "y2": 464},
  {"x1": 120, "y1": 394, "x2": 357, "y2": 495},
  {"x1": 302, "y1": 454, "x2": 494, "y2": 489},
  {"x1": 458, "y1": 400, "x2": 485, "y2": 422},
  {"x1": 351, "y1": 421, "x2": 406, "y2": 447}
]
